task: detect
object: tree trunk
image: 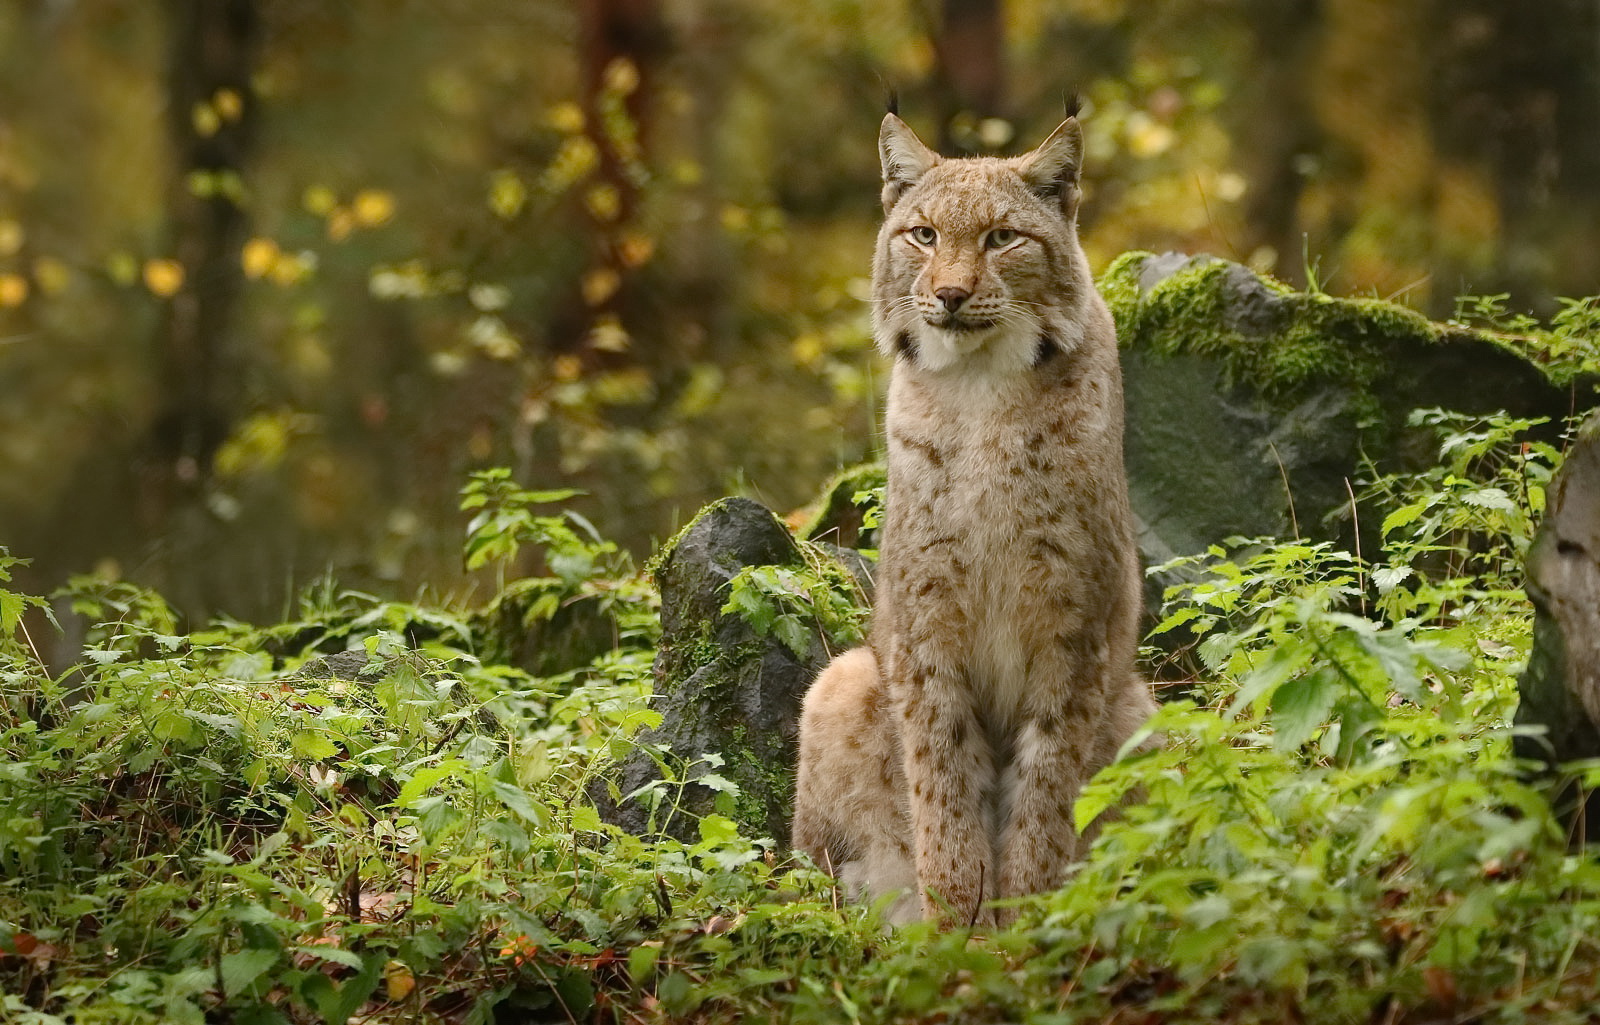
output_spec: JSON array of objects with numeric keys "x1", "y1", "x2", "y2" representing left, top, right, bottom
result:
[
  {"x1": 140, "y1": 0, "x2": 260, "y2": 523},
  {"x1": 568, "y1": 0, "x2": 667, "y2": 365},
  {"x1": 1233, "y1": 0, "x2": 1323, "y2": 284},
  {"x1": 930, "y1": 0, "x2": 1006, "y2": 153},
  {"x1": 1515, "y1": 413, "x2": 1600, "y2": 841}
]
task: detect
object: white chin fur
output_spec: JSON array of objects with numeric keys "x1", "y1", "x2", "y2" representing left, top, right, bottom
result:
[{"x1": 893, "y1": 323, "x2": 1041, "y2": 375}]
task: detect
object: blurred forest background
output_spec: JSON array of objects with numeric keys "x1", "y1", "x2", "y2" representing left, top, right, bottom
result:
[{"x1": 2, "y1": 0, "x2": 1598, "y2": 622}]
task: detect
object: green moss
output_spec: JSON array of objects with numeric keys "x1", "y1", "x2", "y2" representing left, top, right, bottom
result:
[
  {"x1": 645, "y1": 496, "x2": 737, "y2": 582},
  {"x1": 1099, "y1": 253, "x2": 1443, "y2": 403},
  {"x1": 722, "y1": 723, "x2": 796, "y2": 837},
  {"x1": 797, "y1": 462, "x2": 886, "y2": 547}
]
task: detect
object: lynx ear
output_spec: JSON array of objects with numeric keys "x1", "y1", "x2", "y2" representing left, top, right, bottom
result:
[
  {"x1": 879, "y1": 113, "x2": 938, "y2": 214},
  {"x1": 1017, "y1": 118, "x2": 1084, "y2": 214}
]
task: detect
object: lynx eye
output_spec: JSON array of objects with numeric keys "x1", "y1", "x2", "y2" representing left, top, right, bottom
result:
[
  {"x1": 909, "y1": 225, "x2": 938, "y2": 246},
  {"x1": 985, "y1": 228, "x2": 1019, "y2": 249}
]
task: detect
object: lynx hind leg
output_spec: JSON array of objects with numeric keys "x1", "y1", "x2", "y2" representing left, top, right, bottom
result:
[
  {"x1": 1079, "y1": 677, "x2": 1163, "y2": 838},
  {"x1": 793, "y1": 647, "x2": 919, "y2": 923}
]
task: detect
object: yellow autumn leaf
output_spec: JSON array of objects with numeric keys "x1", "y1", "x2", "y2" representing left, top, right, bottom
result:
[
  {"x1": 33, "y1": 257, "x2": 70, "y2": 295},
  {"x1": 191, "y1": 102, "x2": 221, "y2": 139},
  {"x1": 352, "y1": 189, "x2": 395, "y2": 227},
  {"x1": 325, "y1": 207, "x2": 354, "y2": 242},
  {"x1": 791, "y1": 332, "x2": 825, "y2": 367},
  {"x1": 488, "y1": 170, "x2": 527, "y2": 220},
  {"x1": 552, "y1": 354, "x2": 583, "y2": 382},
  {"x1": 1126, "y1": 115, "x2": 1175, "y2": 159},
  {"x1": 269, "y1": 251, "x2": 310, "y2": 287},
  {"x1": 383, "y1": 959, "x2": 416, "y2": 1002},
  {"x1": 547, "y1": 101, "x2": 585, "y2": 134},
  {"x1": 618, "y1": 232, "x2": 655, "y2": 269},
  {"x1": 588, "y1": 317, "x2": 631, "y2": 353},
  {"x1": 0, "y1": 274, "x2": 28, "y2": 307},
  {"x1": 302, "y1": 184, "x2": 337, "y2": 216},
  {"x1": 581, "y1": 267, "x2": 620, "y2": 307},
  {"x1": 143, "y1": 259, "x2": 185, "y2": 298},
  {"x1": 584, "y1": 184, "x2": 621, "y2": 223},
  {"x1": 212, "y1": 88, "x2": 243, "y2": 122},
  {"x1": 0, "y1": 219, "x2": 23, "y2": 257},
  {"x1": 241, "y1": 237, "x2": 279, "y2": 279},
  {"x1": 603, "y1": 57, "x2": 640, "y2": 96}
]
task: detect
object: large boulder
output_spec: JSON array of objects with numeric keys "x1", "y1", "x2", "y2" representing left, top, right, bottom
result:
[
  {"x1": 1103, "y1": 251, "x2": 1598, "y2": 566},
  {"x1": 595, "y1": 497, "x2": 842, "y2": 845},
  {"x1": 1516, "y1": 414, "x2": 1600, "y2": 831}
]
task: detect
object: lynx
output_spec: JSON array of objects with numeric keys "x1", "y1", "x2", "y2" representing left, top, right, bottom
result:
[{"x1": 792, "y1": 108, "x2": 1157, "y2": 926}]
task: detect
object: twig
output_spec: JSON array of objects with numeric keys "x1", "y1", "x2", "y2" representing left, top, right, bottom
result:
[
  {"x1": 1268, "y1": 440, "x2": 1300, "y2": 539},
  {"x1": 1345, "y1": 476, "x2": 1366, "y2": 616}
]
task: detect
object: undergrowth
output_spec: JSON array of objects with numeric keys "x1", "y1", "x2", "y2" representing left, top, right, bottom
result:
[{"x1": 0, "y1": 409, "x2": 1596, "y2": 1024}]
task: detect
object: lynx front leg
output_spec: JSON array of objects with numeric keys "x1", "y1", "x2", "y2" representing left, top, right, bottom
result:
[
  {"x1": 996, "y1": 641, "x2": 1110, "y2": 905},
  {"x1": 995, "y1": 714, "x2": 1095, "y2": 905},
  {"x1": 894, "y1": 655, "x2": 997, "y2": 926}
]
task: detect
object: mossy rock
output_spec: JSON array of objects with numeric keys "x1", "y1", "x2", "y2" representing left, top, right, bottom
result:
[
  {"x1": 471, "y1": 581, "x2": 618, "y2": 680},
  {"x1": 798, "y1": 462, "x2": 886, "y2": 551},
  {"x1": 1102, "y1": 252, "x2": 1599, "y2": 564},
  {"x1": 596, "y1": 497, "x2": 847, "y2": 845}
]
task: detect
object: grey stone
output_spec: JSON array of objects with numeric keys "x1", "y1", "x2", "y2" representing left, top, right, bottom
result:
[
  {"x1": 1109, "y1": 251, "x2": 1599, "y2": 586},
  {"x1": 595, "y1": 497, "x2": 835, "y2": 845}
]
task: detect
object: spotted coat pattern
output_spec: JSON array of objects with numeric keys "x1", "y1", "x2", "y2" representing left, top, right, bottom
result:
[{"x1": 792, "y1": 112, "x2": 1158, "y2": 927}]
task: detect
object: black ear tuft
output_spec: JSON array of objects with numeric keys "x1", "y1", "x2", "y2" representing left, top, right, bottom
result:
[
  {"x1": 885, "y1": 88, "x2": 900, "y2": 117},
  {"x1": 1065, "y1": 91, "x2": 1082, "y2": 119}
]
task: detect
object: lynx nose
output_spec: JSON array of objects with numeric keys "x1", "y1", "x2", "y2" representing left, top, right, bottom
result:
[{"x1": 935, "y1": 286, "x2": 971, "y2": 313}]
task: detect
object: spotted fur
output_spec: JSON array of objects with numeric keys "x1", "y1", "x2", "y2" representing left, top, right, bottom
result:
[{"x1": 792, "y1": 112, "x2": 1157, "y2": 927}]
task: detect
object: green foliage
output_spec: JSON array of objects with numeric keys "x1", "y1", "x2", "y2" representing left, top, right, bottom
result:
[
  {"x1": 461, "y1": 468, "x2": 599, "y2": 583},
  {"x1": 1452, "y1": 293, "x2": 1600, "y2": 384},
  {"x1": 0, "y1": 548, "x2": 51, "y2": 661},
  {"x1": 4, "y1": 417, "x2": 1600, "y2": 1023},
  {"x1": 1362, "y1": 408, "x2": 1560, "y2": 605},
  {"x1": 720, "y1": 547, "x2": 868, "y2": 658},
  {"x1": 462, "y1": 469, "x2": 659, "y2": 672},
  {"x1": 852, "y1": 482, "x2": 885, "y2": 537}
]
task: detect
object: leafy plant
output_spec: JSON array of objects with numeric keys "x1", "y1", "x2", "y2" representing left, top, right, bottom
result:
[
  {"x1": 6, "y1": 409, "x2": 1600, "y2": 1023},
  {"x1": 721, "y1": 550, "x2": 868, "y2": 658}
]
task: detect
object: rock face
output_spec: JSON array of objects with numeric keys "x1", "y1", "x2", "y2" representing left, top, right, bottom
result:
[
  {"x1": 1516, "y1": 415, "x2": 1600, "y2": 831},
  {"x1": 596, "y1": 497, "x2": 836, "y2": 845},
  {"x1": 1104, "y1": 252, "x2": 1597, "y2": 567}
]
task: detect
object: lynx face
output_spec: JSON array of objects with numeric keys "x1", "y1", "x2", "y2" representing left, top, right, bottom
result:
[{"x1": 872, "y1": 116, "x2": 1093, "y2": 375}]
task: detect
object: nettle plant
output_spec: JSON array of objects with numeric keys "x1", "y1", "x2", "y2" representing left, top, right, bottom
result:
[
  {"x1": 6, "y1": 418, "x2": 1600, "y2": 1024},
  {"x1": 0, "y1": 475, "x2": 820, "y2": 1024},
  {"x1": 1013, "y1": 409, "x2": 1590, "y2": 1015}
]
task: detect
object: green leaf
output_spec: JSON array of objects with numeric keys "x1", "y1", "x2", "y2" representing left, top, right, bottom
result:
[
  {"x1": 291, "y1": 731, "x2": 340, "y2": 760},
  {"x1": 0, "y1": 590, "x2": 25, "y2": 634},
  {"x1": 1380, "y1": 498, "x2": 1430, "y2": 537},
  {"x1": 628, "y1": 943, "x2": 659, "y2": 984},
  {"x1": 698, "y1": 813, "x2": 741, "y2": 846},
  {"x1": 1270, "y1": 666, "x2": 1339, "y2": 751},
  {"x1": 1462, "y1": 486, "x2": 1515, "y2": 511},
  {"x1": 490, "y1": 780, "x2": 551, "y2": 827},
  {"x1": 220, "y1": 947, "x2": 279, "y2": 997},
  {"x1": 310, "y1": 953, "x2": 384, "y2": 1025},
  {"x1": 774, "y1": 615, "x2": 812, "y2": 657},
  {"x1": 1226, "y1": 642, "x2": 1311, "y2": 718},
  {"x1": 1370, "y1": 564, "x2": 1412, "y2": 593}
]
